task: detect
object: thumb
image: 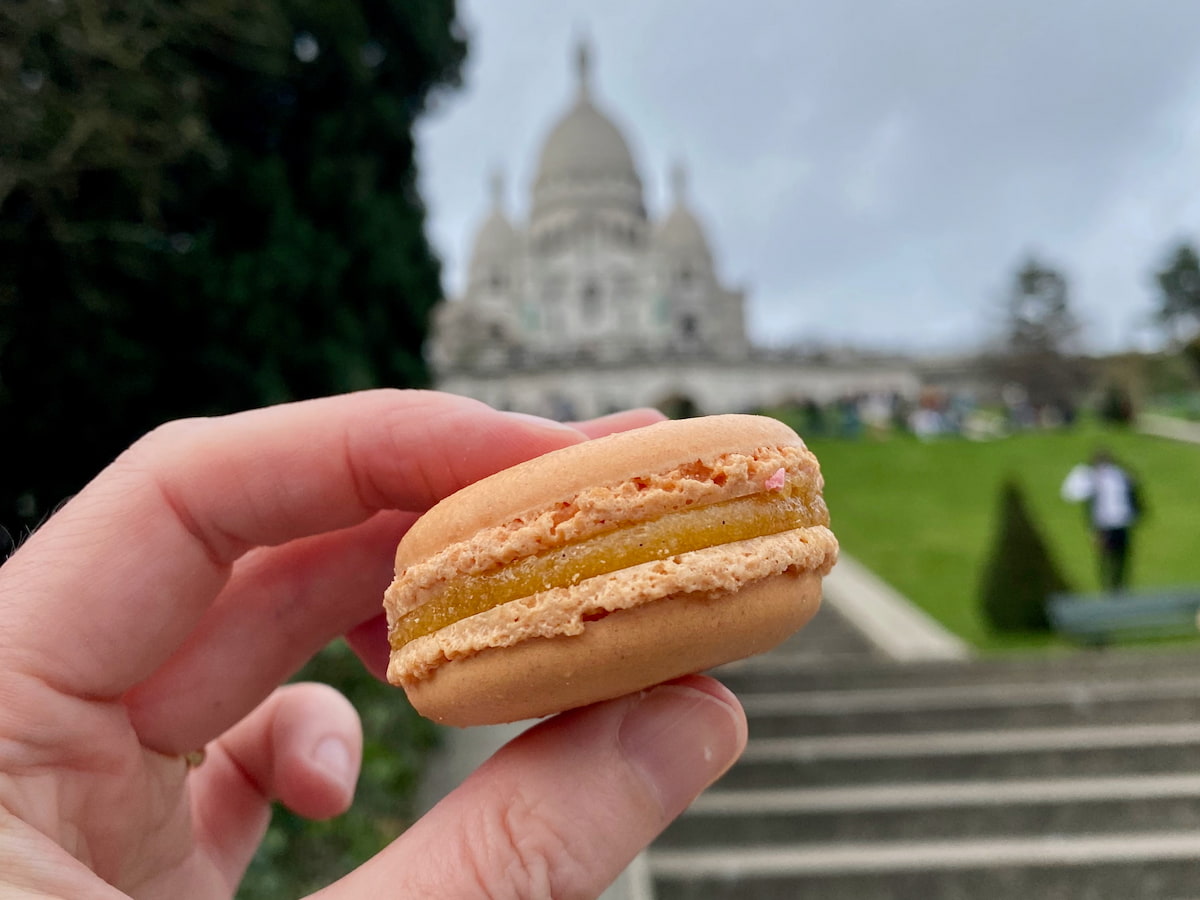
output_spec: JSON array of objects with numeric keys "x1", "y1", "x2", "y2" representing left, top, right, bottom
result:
[{"x1": 320, "y1": 676, "x2": 745, "y2": 899}]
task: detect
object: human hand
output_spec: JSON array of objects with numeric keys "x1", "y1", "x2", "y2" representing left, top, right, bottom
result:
[{"x1": 0, "y1": 390, "x2": 747, "y2": 899}]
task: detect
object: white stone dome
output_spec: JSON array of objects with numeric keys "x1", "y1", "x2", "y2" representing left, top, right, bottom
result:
[
  {"x1": 467, "y1": 172, "x2": 520, "y2": 288},
  {"x1": 535, "y1": 99, "x2": 640, "y2": 186},
  {"x1": 654, "y1": 163, "x2": 712, "y2": 260},
  {"x1": 469, "y1": 210, "x2": 518, "y2": 267},
  {"x1": 530, "y1": 42, "x2": 645, "y2": 228},
  {"x1": 656, "y1": 206, "x2": 711, "y2": 256}
]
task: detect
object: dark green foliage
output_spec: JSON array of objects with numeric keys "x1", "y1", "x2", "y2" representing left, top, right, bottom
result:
[
  {"x1": 1184, "y1": 336, "x2": 1200, "y2": 384},
  {"x1": 1098, "y1": 384, "x2": 1135, "y2": 426},
  {"x1": 239, "y1": 641, "x2": 440, "y2": 899},
  {"x1": 2, "y1": 2, "x2": 464, "y2": 891},
  {"x1": 979, "y1": 478, "x2": 1071, "y2": 632},
  {"x1": 0, "y1": 0, "x2": 466, "y2": 535}
]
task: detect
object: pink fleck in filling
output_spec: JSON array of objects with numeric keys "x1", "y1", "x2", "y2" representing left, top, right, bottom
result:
[{"x1": 765, "y1": 467, "x2": 787, "y2": 491}]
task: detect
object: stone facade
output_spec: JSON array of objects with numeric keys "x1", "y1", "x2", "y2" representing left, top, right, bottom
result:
[{"x1": 429, "y1": 43, "x2": 918, "y2": 419}]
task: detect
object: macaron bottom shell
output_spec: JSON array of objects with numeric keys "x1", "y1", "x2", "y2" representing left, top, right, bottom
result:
[{"x1": 401, "y1": 569, "x2": 822, "y2": 728}]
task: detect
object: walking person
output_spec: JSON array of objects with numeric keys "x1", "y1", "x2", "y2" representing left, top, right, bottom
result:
[{"x1": 1061, "y1": 449, "x2": 1143, "y2": 592}]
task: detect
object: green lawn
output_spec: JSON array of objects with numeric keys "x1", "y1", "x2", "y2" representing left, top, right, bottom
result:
[{"x1": 801, "y1": 425, "x2": 1200, "y2": 649}]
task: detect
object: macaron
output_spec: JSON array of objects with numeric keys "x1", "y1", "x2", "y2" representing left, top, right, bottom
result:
[{"x1": 383, "y1": 413, "x2": 838, "y2": 726}]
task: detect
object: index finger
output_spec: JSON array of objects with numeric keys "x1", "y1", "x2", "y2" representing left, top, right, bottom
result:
[{"x1": 0, "y1": 390, "x2": 587, "y2": 697}]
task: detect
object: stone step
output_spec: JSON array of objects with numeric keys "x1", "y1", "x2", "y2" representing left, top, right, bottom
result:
[
  {"x1": 740, "y1": 676, "x2": 1200, "y2": 737},
  {"x1": 659, "y1": 773, "x2": 1200, "y2": 846},
  {"x1": 773, "y1": 604, "x2": 881, "y2": 657},
  {"x1": 719, "y1": 721, "x2": 1200, "y2": 788},
  {"x1": 649, "y1": 832, "x2": 1200, "y2": 899},
  {"x1": 715, "y1": 647, "x2": 1200, "y2": 695},
  {"x1": 654, "y1": 601, "x2": 1200, "y2": 898}
]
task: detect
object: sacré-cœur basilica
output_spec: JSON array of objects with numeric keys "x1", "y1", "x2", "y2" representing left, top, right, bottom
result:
[{"x1": 429, "y1": 42, "x2": 918, "y2": 420}]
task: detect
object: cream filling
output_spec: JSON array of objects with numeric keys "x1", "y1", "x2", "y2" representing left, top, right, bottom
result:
[
  {"x1": 387, "y1": 525, "x2": 839, "y2": 685},
  {"x1": 388, "y1": 485, "x2": 827, "y2": 651}
]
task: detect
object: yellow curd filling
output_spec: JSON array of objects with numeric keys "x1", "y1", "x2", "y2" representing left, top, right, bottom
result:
[{"x1": 388, "y1": 483, "x2": 826, "y2": 650}]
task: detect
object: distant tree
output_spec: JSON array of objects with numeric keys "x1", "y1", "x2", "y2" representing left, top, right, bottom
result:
[
  {"x1": 1154, "y1": 242, "x2": 1200, "y2": 340},
  {"x1": 979, "y1": 478, "x2": 1071, "y2": 633},
  {"x1": 0, "y1": 0, "x2": 466, "y2": 536},
  {"x1": 1005, "y1": 258, "x2": 1078, "y2": 355},
  {"x1": 988, "y1": 256, "x2": 1089, "y2": 413},
  {"x1": 1153, "y1": 241, "x2": 1200, "y2": 380}
]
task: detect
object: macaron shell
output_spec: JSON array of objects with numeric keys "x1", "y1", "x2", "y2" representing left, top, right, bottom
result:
[
  {"x1": 402, "y1": 570, "x2": 822, "y2": 727},
  {"x1": 396, "y1": 413, "x2": 809, "y2": 569}
]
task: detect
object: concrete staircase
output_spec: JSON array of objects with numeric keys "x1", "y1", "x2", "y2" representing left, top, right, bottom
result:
[{"x1": 647, "y1": 604, "x2": 1200, "y2": 899}]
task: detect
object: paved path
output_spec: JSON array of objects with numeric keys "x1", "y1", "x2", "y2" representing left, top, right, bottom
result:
[
  {"x1": 821, "y1": 554, "x2": 970, "y2": 662},
  {"x1": 1138, "y1": 412, "x2": 1200, "y2": 445}
]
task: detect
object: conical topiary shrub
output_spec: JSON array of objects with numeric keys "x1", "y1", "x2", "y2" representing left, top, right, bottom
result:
[{"x1": 979, "y1": 478, "x2": 1072, "y2": 632}]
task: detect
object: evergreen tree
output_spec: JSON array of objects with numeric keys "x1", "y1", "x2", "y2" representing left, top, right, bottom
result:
[
  {"x1": 1, "y1": 0, "x2": 466, "y2": 536},
  {"x1": 2, "y1": 6, "x2": 466, "y2": 893},
  {"x1": 979, "y1": 478, "x2": 1071, "y2": 633}
]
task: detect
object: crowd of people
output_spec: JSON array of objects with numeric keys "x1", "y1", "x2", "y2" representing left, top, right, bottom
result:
[{"x1": 774, "y1": 386, "x2": 1082, "y2": 442}]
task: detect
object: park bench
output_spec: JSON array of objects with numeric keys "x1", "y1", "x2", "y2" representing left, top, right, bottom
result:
[{"x1": 1047, "y1": 587, "x2": 1200, "y2": 645}]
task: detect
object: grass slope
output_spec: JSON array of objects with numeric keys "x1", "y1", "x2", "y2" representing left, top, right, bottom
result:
[{"x1": 804, "y1": 426, "x2": 1200, "y2": 649}]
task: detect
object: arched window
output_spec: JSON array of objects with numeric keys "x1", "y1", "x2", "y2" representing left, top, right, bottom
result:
[{"x1": 581, "y1": 279, "x2": 602, "y2": 323}]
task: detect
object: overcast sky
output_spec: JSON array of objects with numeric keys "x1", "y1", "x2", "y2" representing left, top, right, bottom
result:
[{"x1": 416, "y1": 1, "x2": 1200, "y2": 354}]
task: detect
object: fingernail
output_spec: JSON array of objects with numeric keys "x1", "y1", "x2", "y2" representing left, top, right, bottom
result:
[
  {"x1": 311, "y1": 736, "x2": 355, "y2": 787},
  {"x1": 618, "y1": 684, "x2": 743, "y2": 816},
  {"x1": 505, "y1": 412, "x2": 581, "y2": 433}
]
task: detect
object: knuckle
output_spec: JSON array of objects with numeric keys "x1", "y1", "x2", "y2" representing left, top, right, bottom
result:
[
  {"x1": 465, "y1": 787, "x2": 596, "y2": 900},
  {"x1": 118, "y1": 416, "x2": 211, "y2": 467}
]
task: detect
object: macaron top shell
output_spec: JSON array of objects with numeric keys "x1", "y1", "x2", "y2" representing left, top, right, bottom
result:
[{"x1": 394, "y1": 413, "x2": 811, "y2": 569}]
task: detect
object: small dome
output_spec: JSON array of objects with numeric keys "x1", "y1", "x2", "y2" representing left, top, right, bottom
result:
[
  {"x1": 468, "y1": 171, "x2": 520, "y2": 286},
  {"x1": 469, "y1": 210, "x2": 519, "y2": 267},
  {"x1": 654, "y1": 163, "x2": 711, "y2": 258},
  {"x1": 656, "y1": 206, "x2": 710, "y2": 256}
]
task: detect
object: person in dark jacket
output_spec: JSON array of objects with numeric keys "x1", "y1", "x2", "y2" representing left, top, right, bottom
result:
[{"x1": 1061, "y1": 449, "x2": 1142, "y2": 591}]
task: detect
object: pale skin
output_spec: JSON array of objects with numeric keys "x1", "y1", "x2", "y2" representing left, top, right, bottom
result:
[{"x1": 0, "y1": 390, "x2": 747, "y2": 900}]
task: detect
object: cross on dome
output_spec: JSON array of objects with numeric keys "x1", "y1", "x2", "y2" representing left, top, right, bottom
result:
[
  {"x1": 575, "y1": 37, "x2": 592, "y2": 100},
  {"x1": 488, "y1": 168, "x2": 506, "y2": 211},
  {"x1": 670, "y1": 161, "x2": 689, "y2": 205}
]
